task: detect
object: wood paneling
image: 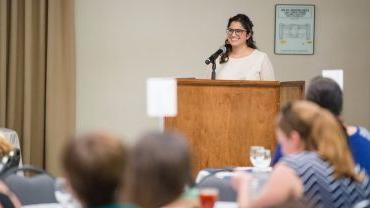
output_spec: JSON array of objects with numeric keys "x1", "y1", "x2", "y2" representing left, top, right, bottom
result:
[{"x1": 280, "y1": 81, "x2": 305, "y2": 108}]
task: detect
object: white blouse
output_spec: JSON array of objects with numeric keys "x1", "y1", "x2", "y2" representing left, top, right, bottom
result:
[{"x1": 216, "y1": 50, "x2": 275, "y2": 81}]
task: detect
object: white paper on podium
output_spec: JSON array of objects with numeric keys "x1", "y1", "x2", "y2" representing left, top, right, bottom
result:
[
  {"x1": 322, "y1": 69, "x2": 343, "y2": 90},
  {"x1": 146, "y1": 78, "x2": 177, "y2": 117}
]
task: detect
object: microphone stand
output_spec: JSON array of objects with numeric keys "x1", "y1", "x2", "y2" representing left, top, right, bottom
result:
[{"x1": 211, "y1": 60, "x2": 216, "y2": 80}]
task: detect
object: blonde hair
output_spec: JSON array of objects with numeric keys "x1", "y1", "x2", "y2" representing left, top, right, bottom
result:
[
  {"x1": 0, "y1": 134, "x2": 12, "y2": 157},
  {"x1": 278, "y1": 101, "x2": 362, "y2": 181}
]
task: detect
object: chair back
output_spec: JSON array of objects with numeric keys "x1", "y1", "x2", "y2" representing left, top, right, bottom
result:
[
  {"x1": 1, "y1": 165, "x2": 57, "y2": 205},
  {"x1": 0, "y1": 148, "x2": 20, "y2": 175}
]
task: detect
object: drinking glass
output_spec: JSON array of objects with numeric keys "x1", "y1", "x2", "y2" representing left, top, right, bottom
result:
[
  {"x1": 199, "y1": 188, "x2": 219, "y2": 208},
  {"x1": 259, "y1": 149, "x2": 271, "y2": 169},
  {"x1": 250, "y1": 147, "x2": 271, "y2": 170},
  {"x1": 249, "y1": 146, "x2": 264, "y2": 168}
]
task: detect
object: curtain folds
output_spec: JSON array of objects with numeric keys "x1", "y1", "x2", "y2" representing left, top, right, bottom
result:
[{"x1": 0, "y1": 0, "x2": 76, "y2": 175}]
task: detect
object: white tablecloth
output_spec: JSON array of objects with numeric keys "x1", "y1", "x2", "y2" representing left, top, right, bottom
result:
[
  {"x1": 215, "y1": 202, "x2": 238, "y2": 208},
  {"x1": 196, "y1": 167, "x2": 272, "y2": 201}
]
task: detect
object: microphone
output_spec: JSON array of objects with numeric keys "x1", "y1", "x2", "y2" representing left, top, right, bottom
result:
[{"x1": 205, "y1": 46, "x2": 227, "y2": 65}]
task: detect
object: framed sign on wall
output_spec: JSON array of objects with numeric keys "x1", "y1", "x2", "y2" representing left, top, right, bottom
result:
[{"x1": 274, "y1": 4, "x2": 315, "y2": 55}]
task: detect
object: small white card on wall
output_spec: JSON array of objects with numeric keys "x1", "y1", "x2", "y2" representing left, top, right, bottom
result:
[{"x1": 322, "y1": 69, "x2": 343, "y2": 90}]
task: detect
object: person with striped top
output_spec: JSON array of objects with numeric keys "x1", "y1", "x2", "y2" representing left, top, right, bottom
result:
[
  {"x1": 272, "y1": 76, "x2": 370, "y2": 174},
  {"x1": 233, "y1": 101, "x2": 370, "y2": 208}
]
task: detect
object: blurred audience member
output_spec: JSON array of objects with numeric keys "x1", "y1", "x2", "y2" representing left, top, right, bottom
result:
[
  {"x1": 123, "y1": 131, "x2": 196, "y2": 208},
  {"x1": 61, "y1": 132, "x2": 135, "y2": 208},
  {"x1": 0, "y1": 135, "x2": 20, "y2": 208},
  {"x1": 233, "y1": 101, "x2": 370, "y2": 208},
  {"x1": 272, "y1": 76, "x2": 370, "y2": 174},
  {"x1": 0, "y1": 181, "x2": 21, "y2": 208},
  {"x1": 0, "y1": 135, "x2": 12, "y2": 158}
]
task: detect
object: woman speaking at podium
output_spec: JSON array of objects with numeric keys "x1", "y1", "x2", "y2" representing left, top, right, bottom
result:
[{"x1": 216, "y1": 14, "x2": 275, "y2": 81}]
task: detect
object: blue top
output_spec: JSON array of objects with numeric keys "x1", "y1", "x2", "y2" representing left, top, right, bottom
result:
[{"x1": 272, "y1": 126, "x2": 370, "y2": 174}]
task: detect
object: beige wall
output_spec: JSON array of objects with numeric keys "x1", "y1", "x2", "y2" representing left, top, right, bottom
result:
[{"x1": 76, "y1": 0, "x2": 370, "y2": 141}]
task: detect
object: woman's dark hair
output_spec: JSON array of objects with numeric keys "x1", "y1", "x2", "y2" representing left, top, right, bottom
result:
[
  {"x1": 306, "y1": 76, "x2": 343, "y2": 117},
  {"x1": 124, "y1": 131, "x2": 192, "y2": 208},
  {"x1": 305, "y1": 76, "x2": 348, "y2": 137},
  {"x1": 220, "y1": 14, "x2": 257, "y2": 64},
  {"x1": 62, "y1": 132, "x2": 127, "y2": 207}
]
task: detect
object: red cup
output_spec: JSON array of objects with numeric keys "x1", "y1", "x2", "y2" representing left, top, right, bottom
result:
[{"x1": 199, "y1": 188, "x2": 219, "y2": 208}]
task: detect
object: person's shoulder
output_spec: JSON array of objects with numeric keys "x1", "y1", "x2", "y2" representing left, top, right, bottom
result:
[
  {"x1": 349, "y1": 126, "x2": 370, "y2": 141},
  {"x1": 281, "y1": 152, "x2": 328, "y2": 169},
  {"x1": 282, "y1": 151, "x2": 317, "y2": 160},
  {"x1": 164, "y1": 197, "x2": 199, "y2": 208},
  {"x1": 280, "y1": 152, "x2": 318, "y2": 167},
  {"x1": 253, "y1": 49, "x2": 269, "y2": 57},
  {"x1": 358, "y1": 126, "x2": 370, "y2": 140},
  {"x1": 252, "y1": 50, "x2": 272, "y2": 64}
]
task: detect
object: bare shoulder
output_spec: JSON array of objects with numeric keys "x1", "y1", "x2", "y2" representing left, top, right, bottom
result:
[
  {"x1": 273, "y1": 163, "x2": 297, "y2": 175},
  {"x1": 0, "y1": 181, "x2": 22, "y2": 208},
  {"x1": 0, "y1": 181, "x2": 9, "y2": 193}
]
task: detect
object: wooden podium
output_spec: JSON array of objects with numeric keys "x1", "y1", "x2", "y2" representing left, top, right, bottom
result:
[{"x1": 164, "y1": 79, "x2": 304, "y2": 174}]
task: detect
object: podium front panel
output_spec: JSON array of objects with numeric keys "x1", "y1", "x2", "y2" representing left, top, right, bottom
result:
[{"x1": 165, "y1": 79, "x2": 282, "y2": 174}]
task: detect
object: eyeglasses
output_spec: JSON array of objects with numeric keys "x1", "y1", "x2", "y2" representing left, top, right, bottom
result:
[{"x1": 226, "y1": 28, "x2": 247, "y2": 36}]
